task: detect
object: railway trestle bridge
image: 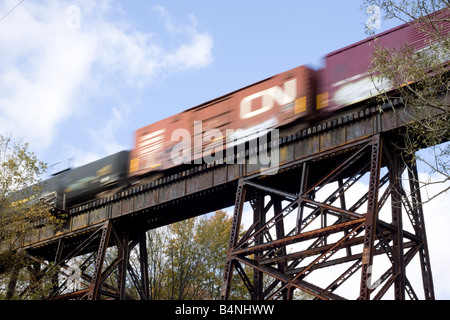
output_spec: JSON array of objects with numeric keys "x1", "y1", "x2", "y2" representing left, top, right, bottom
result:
[{"x1": 1, "y1": 101, "x2": 438, "y2": 300}]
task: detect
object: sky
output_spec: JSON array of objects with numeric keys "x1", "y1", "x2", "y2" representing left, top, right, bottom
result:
[{"x1": 0, "y1": 0, "x2": 448, "y2": 299}]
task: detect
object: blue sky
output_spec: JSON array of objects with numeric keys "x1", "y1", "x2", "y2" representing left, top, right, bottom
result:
[
  {"x1": 0, "y1": 0, "x2": 449, "y2": 299},
  {"x1": 1, "y1": 0, "x2": 396, "y2": 167}
]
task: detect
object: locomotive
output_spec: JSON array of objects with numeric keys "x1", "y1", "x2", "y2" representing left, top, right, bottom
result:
[{"x1": 28, "y1": 14, "x2": 449, "y2": 210}]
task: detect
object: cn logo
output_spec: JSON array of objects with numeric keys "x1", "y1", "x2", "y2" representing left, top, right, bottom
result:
[{"x1": 240, "y1": 79, "x2": 297, "y2": 119}]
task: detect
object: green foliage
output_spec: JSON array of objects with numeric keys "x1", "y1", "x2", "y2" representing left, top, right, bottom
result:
[
  {"x1": 362, "y1": 0, "x2": 449, "y2": 197},
  {"x1": 363, "y1": 0, "x2": 449, "y2": 28},
  {"x1": 0, "y1": 135, "x2": 48, "y2": 247},
  {"x1": 142, "y1": 210, "x2": 250, "y2": 300},
  {"x1": 0, "y1": 135, "x2": 65, "y2": 299}
]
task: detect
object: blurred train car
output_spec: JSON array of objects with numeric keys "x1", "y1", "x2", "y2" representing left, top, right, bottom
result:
[
  {"x1": 33, "y1": 151, "x2": 129, "y2": 210},
  {"x1": 14, "y1": 10, "x2": 449, "y2": 211},
  {"x1": 317, "y1": 10, "x2": 450, "y2": 112},
  {"x1": 130, "y1": 11, "x2": 449, "y2": 179},
  {"x1": 129, "y1": 65, "x2": 316, "y2": 177}
]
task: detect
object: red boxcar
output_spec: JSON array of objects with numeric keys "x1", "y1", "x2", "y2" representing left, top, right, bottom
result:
[
  {"x1": 130, "y1": 65, "x2": 316, "y2": 177},
  {"x1": 318, "y1": 11, "x2": 450, "y2": 112},
  {"x1": 130, "y1": 10, "x2": 449, "y2": 178}
]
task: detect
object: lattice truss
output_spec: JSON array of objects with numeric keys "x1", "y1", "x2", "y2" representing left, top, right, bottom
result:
[
  {"x1": 13, "y1": 222, "x2": 150, "y2": 300},
  {"x1": 221, "y1": 135, "x2": 434, "y2": 300}
]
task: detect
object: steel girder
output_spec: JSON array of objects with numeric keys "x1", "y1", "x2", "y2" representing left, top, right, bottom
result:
[
  {"x1": 220, "y1": 134, "x2": 435, "y2": 300},
  {"x1": 11, "y1": 221, "x2": 150, "y2": 300}
]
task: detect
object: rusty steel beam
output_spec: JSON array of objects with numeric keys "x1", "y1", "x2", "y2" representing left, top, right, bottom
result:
[
  {"x1": 220, "y1": 179, "x2": 246, "y2": 300},
  {"x1": 221, "y1": 133, "x2": 435, "y2": 300},
  {"x1": 13, "y1": 221, "x2": 151, "y2": 300},
  {"x1": 85, "y1": 221, "x2": 112, "y2": 300},
  {"x1": 232, "y1": 218, "x2": 366, "y2": 256},
  {"x1": 139, "y1": 232, "x2": 150, "y2": 300},
  {"x1": 359, "y1": 134, "x2": 383, "y2": 300},
  {"x1": 407, "y1": 163, "x2": 435, "y2": 300}
]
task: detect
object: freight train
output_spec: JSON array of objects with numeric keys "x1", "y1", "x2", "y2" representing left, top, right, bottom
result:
[{"x1": 24, "y1": 14, "x2": 450, "y2": 210}]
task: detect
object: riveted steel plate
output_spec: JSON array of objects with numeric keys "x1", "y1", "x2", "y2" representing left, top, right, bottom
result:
[
  {"x1": 72, "y1": 212, "x2": 89, "y2": 230},
  {"x1": 187, "y1": 172, "x2": 213, "y2": 194},
  {"x1": 159, "y1": 181, "x2": 186, "y2": 202}
]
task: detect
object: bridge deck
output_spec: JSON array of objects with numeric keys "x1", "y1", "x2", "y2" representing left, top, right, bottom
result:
[{"x1": 2, "y1": 101, "x2": 407, "y2": 259}]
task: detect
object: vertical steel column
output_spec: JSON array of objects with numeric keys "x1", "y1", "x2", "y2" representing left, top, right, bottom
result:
[
  {"x1": 221, "y1": 179, "x2": 246, "y2": 300},
  {"x1": 139, "y1": 231, "x2": 150, "y2": 300},
  {"x1": 251, "y1": 191, "x2": 265, "y2": 300},
  {"x1": 51, "y1": 239, "x2": 65, "y2": 295},
  {"x1": 296, "y1": 163, "x2": 309, "y2": 234},
  {"x1": 390, "y1": 150, "x2": 406, "y2": 299},
  {"x1": 359, "y1": 134, "x2": 382, "y2": 300},
  {"x1": 408, "y1": 163, "x2": 435, "y2": 300},
  {"x1": 273, "y1": 196, "x2": 289, "y2": 300},
  {"x1": 118, "y1": 230, "x2": 129, "y2": 300},
  {"x1": 86, "y1": 221, "x2": 112, "y2": 300}
]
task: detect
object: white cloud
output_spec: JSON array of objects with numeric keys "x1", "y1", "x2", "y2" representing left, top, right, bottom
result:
[
  {"x1": 0, "y1": 0, "x2": 213, "y2": 150},
  {"x1": 153, "y1": 5, "x2": 213, "y2": 72},
  {"x1": 87, "y1": 106, "x2": 129, "y2": 158}
]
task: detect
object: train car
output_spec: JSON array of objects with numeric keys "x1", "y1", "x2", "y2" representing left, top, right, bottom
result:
[
  {"x1": 60, "y1": 150, "x2": 129, "y2": 206},
  {"x1": 129, "y1": 109, "x2": 193, "y2": 174},
  {"x1": 318, "y1": 10, "x2": 450, "y2": 112},
  {"x1": 129, "y1": 65, "x2": 316, "y2": 177},
  {"x1": 10, "y1": 10, "x2": 448, "y2": 214},
  {"x1": 24, "y1": 151, "x2": 130, "y2": 210}
]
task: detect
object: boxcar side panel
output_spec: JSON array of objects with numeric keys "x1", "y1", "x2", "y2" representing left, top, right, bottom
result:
[
  {"x1": 129, "y1": 65, "x2": 317, "y2": 177},
  {"x1": 320, "y1": 14, "x2": 450, "y2": 111}
]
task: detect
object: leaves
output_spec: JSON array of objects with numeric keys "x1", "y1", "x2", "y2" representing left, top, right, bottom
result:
[
  {"x1": 0, "y1": 135, "x2": 69, "y2": 299},
  {"x1": 142, "y1": 210, "x2": 248, "y2": 300},
  {"x1": 363, "y1": 1, "x2": 449, "y2": 199},
  {"x1": 0, "y1": 136, "x2": 65, "y2": 280}
]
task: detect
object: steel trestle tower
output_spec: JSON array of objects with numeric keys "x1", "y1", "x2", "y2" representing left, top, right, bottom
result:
[{"x1": 221, "y1": 134, "x2": 434, "y2": 300}]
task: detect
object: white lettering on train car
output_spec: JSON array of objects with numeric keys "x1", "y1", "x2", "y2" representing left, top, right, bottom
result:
[
  {"x1": 333, "y1": 76, "x2": 392, "y2": 107},
  {"x1": 138, "y1": 129, "x2": 166, "y2": 168},
  {"x1": 240, "y1": 78, "x2": 297, "y2": 119}
]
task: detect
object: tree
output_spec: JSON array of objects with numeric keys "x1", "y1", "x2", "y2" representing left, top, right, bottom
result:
[
  {"x1": 146, "y1": 226, "x2": 169, "y2": 300},
  {"x1": 195, "y1": 210, "x2": 234, "y2": 300},
  {"x1": 0, "y1": 135, "x2": 63, "y2": 299},
  {"x1": 165, "y1": 217, "x2": 199, "y2": 300},
  {"x1": 362, "y1": 0, "x2": 449, "y2": 201},
  {"x1": 139, "y1": 210, "x2": 250, "y2": 300}
]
